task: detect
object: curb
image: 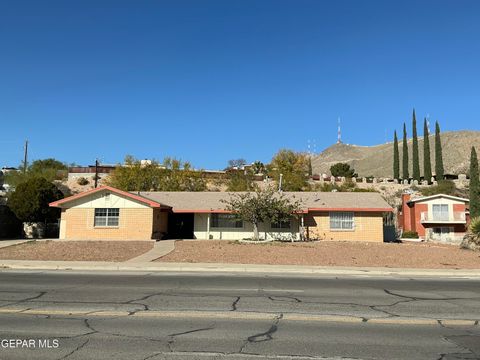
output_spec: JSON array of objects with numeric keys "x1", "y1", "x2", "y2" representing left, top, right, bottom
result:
[{"x1": 1, "y1": 260, "x2": 480, "y2": 278}]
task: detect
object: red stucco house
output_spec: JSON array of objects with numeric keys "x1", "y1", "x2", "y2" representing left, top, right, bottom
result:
[{"x1": 398, "y1": 193, "x2": 470, "y2": 243}]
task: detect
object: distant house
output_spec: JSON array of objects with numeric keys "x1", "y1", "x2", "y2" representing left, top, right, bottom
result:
[
  {"x1": 68, "y1": 165, "x2": 117, "y2": 181},
  {"x1": 398, "y1": 193, "x2": 469, "y2": 244},
  {"x1": 50, "y1": 186, "x2": 392, "y2": 242}
]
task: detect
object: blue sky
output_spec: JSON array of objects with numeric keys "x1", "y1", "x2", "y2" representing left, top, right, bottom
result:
[{"x1": 1, "y1": 0, "x2": 479, "y2": 169}]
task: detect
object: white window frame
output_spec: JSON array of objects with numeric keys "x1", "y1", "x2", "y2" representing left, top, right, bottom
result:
[
  {"x1": 94, "y1": 208, "x2": 120, "y2": 227},
  {"x1": 211, "y1": 213, "x2": 243, "y2": 229},
  {"x1": 432, "y1": 204, "x2": 449, "y2": 221},
  {"x1": 330, "y1": 212, "x2": 355, "y2": 231}
]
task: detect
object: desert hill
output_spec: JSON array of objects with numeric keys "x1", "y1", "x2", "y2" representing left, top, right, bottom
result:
[{"x1": 311, "y1": 130, "x2": 480, "y2": 178}]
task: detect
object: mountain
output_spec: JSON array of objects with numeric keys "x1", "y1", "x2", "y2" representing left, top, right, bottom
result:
[{"x1": 311, "y1": 130, "x2": 480, "y2": 178}]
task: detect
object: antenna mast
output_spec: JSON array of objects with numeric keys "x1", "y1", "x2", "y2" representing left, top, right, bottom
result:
[{"x1": 23, "y1": 139, "x2": 28, "y2": 174}]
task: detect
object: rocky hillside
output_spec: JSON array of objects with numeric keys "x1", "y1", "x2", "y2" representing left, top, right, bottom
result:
[{"x1": 311, "y1": 130, "x2": 480, "y2": 178}]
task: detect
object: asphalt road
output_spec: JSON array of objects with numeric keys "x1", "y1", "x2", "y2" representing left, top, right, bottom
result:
[{"x1": 0, "y1": 270, "x2": 479, "y2": 360}]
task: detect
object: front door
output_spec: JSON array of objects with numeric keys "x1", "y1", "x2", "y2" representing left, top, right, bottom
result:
[{"x1": 167, "y1": 213, "x2": 194, "y2": 239}]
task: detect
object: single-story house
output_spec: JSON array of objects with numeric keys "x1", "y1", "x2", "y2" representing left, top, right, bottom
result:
[
  {"x1": 398, "y1": 193, "x2": 470, "y2": 244},
  {"x1": 50, "y1": 186, "x2": 393, "y2": 242}
]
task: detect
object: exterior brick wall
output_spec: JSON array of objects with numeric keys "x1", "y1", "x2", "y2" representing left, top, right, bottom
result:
[
  {"x1": 413, "y1": 203, "x2": 428, "y2": 236},
  {"x1": 305, "y1": 211, "x2": 384, "y2": 242},
  {"x1": 401, "y1": 194, "x2": 412, "y2": 232},
  {"x1": 63, "y1": 208, "x2": 154, "y2": 240}
]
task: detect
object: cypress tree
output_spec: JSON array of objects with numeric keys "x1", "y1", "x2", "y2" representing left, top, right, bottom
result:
[
  {"x1": 393, "y1": 130, "x2": 400, "y2": 180},
  {"x1": 412, "y1": 109, "x2": 420, "y2": 181},
  {"x1": 469, "y1": 147, "x2": 480, "y2": 219},
  {"x1": 402, "y1": 123, "x2": 409, "y2": 180},
  {"x1": 435, "y1": 121, "x2": 444, "y2": 180},
  {"x1": 423, "y1": 118, "x2": 432, "y2": 184}
]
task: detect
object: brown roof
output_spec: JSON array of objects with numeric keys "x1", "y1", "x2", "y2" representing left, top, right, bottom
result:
[{"x1": 134, "y1": 191, "x2": 393, "y2": 213}]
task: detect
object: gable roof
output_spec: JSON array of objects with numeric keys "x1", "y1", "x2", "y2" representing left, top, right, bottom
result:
[
  {"x1": 49, "y1": 186, "x2": 165, "y2": 208},
  {"x1": 408, "y1": 193, "x2": 469, "y2": 204},
  {"x1": 49, "y1": 186, "x2": 393, "y2": 212},
  {"x1": 135, "y1": 191, "x2": 393, "y2": 213}
]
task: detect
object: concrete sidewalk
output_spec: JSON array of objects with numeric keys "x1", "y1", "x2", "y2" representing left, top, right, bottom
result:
[
  {"x1": 1, "y1": 259, "x2": 480, "y2": 278},
  {"x1": 0, "y1": 239, "x2": 30, "y2": 249},
  {"x1": 126, "y1": 240, "x2": 175, "y2": 262}
]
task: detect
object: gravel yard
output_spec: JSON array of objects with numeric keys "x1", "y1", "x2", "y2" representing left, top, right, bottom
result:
[
  {"x1": 0, "y1": 240, "x2": 153, "y2": 262},
  {"x1": 157, "y1": 240, "x2": 480, "y2": 269}
]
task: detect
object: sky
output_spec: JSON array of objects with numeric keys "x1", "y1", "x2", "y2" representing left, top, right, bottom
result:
[{"x1": 1, "y1": 0, "x2": 480, "y2": 170}]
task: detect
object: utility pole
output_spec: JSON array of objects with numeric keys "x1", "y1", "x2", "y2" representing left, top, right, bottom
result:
[
  {"x1": 278, "y1": 173, "x2": 283, "y2": 192},
  {"x1": 94, "y1": 158, "x2": 99, "y2": 188},
  {"x1": 23, "y1": 140, "x2": 28, "y2": 174}
]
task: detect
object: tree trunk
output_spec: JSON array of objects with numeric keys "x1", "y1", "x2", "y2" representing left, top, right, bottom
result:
[{"x1": 253, "y1": 222, "x2": 259, "y2": 241}]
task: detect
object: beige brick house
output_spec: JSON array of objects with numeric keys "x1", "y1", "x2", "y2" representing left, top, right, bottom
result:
[{"x1": 50, "y1": 186, "x2": 392, "y2": 242}]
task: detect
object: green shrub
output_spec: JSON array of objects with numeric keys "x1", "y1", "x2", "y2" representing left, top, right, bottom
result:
[
  {"x1": 421, "y1": 180, "x2": 456, "y2": 196},
  {"x1": 351, "y1": 187, "x2": 378, "y2": 193},
  {"x1": 469, "y1": 217, "x2": 480, "y2": 236},
  {"x1": 309, "y1": 180, "x2": 378, "y2": 193},
  {"x1": 402, "y1": 231, "x2": 419, "y2": 239},
  {"x1": 77, "y1": 177, "x2": 89, "y2": 186},
  {"x1": 330, "y1": 163, "x2": 356, "y2": 178}
]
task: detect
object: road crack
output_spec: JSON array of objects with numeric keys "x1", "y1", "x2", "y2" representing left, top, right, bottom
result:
[
  {"x1": 268, "y1": 296, "x2": 302, "y2": 303},
  {"x1": 0, "y1": 291, "x2": 47, "y2": 308},
  {"x1": 56, "y1": 338, "x2": 89, "y2": 360},
  {"x1": 239, "y1": 313, "x2": 283, "y2": 353},
  {"x1": 231, "y1": 297, "x2": 240, "y2": 311},
  {"x1": 168, "y1": 326, "x2": 215, "y2": 337}
]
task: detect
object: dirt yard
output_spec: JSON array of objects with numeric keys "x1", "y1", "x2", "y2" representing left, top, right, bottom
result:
[
  {"x1": 0, "y1": 240, "x2": 153, "y2": 262},
  {"x1": 157, "y1": 240, "x2": 480, "y2": 269}
]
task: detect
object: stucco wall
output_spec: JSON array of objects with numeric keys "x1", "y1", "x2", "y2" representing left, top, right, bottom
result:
[
  {"x1": 194, "y1": 213, "x2": 300, "y2": 241},
  {"x1": 304, "y1": 211, "x2": 384, "y2": 242},
  {"x1": 64, "y1": 192, "x2": 151, "y2": 209}
]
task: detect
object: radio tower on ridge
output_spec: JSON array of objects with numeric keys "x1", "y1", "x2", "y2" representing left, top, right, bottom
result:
[{"x1": 337, "y1": 117, "x2": 342, "y2": 144}]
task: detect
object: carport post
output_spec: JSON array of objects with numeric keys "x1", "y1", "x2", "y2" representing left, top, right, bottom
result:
[
  {"x1": 207, "y1": 213, "x2": 211, "y2": 239},
  {"x1": 300, "y1": 214, "x2": 305, "y2": 241}
]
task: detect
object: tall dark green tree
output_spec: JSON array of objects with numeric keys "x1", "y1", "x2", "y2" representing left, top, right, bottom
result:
[
  {"x1": 423, "y1": 118, "x2": 432, "y2": 183},
  {"x1": 412, "y1": 109, "x2": 420, "y2": 181},
  {"x1": 7, "y1": 177, "x2": 63, "y2": 223},
  {"x1": 435, "y1": 121, "x2": 444, "y2": 180},
  {"x1": 393, "y1": 130, "x2": 400, "y2": 180},
  {"x1": 402, "y1": 123, "x2": 409, "y2": 180},
  {"x1": 469, "y1": 147, "x2": 480, "y2": 219}
]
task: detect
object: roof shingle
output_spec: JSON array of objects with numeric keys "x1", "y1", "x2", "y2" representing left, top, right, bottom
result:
[{"x1": 134, "y1": 191, "x2": 393, "y2": 213}]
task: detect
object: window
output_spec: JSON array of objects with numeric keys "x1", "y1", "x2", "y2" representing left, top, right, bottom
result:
[
  {"x1": 432, "y1": 204, "x2": 449, "y2": 221},
  {"x1": 211, "y1": 214, "x2": 243, "y2": 228},
  {"x1": 94, "y1": 208, "x2": 119, "y2": 227},
  {"x1": 433, "y1": 227, "x2": 451, "y2": 235},
  {"x1": 271, "y1": 220, "x2": 291, "y2": 229},
  {"x1": 330, "y1": 212, "x2": 354, "y2": 230}
]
